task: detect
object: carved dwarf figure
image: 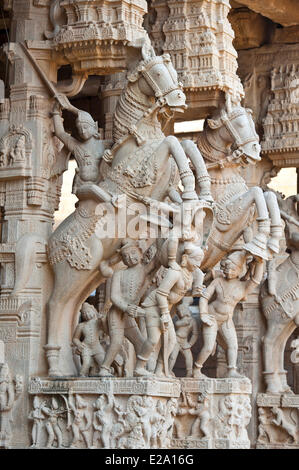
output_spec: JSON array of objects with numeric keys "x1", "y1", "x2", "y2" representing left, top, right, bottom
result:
[
  {"x1": 188, "y1": 394, "x2": 211, "y2": 439},
  {"x1": 134, "y1": 243, "x2": 204, "y2": 377},
  {"x1": 28, "y1": 396, "x2": 45, "y2": 448},
  {"x1": 257, "y1": 408, "x2": 271, "y2": 444},
  {"x1": 194, "y1": 250, "x2": 264, "y2": 378},
  {"x1": 72, "y1": 303, "x2": 106, "y2": 376},
  {"x1": 69, "y1": 394, "x2": 92, "y2": 448},
  {"x1": 51, "y1": 95, "x2": 108, "y2": 194},
  {"x1": 98, "y1": 242, "x2": 157, "y2": 377},
  {"x1": 41, "y1": 397, "x2": 65, "y2": 448},
  {"x1": 169, "y1": 296, "x2": 199, "y2": 377}
]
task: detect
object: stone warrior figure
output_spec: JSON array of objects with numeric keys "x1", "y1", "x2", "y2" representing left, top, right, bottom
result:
[
  {"x1": 68, "y1": 394, "x2": 92, "y2": 448},
  {"x1": 28, "y1": 396, "x2": 45, "y2": 448},
  {"x1": 92, "y1": 394, "x2": 115, "y2": 448},
  {"x1": 51, "y1": 94, "x2": 109, "y2": 194},
  {"x1": 194, "y1": 250, "x2": 264, "y2": 378},
  {"x1": 169, "y1": 297, "x2": 199, "y2": 377},
  {"x1": 98, "y1": 241, "x2": 157, "y2": 377},
  {"x1": 72, "y1": 303, "x2": 106, "y2": 377},
  {"x1": 41, "y1": 397, "x2": 65, "y2": 448},
  {"x1": 0, "y1": 363, "x2": 15, "y2": 448},
  {"x1": 134, "y1": 242, "x2": 204, "y2": 377}
]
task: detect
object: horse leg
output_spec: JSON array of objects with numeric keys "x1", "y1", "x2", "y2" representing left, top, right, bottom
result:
[
  {"x1": 180, "y1": 139, "x2": 213, "y2": 202},
  {"x1": 157, "y1": 136, "x2": 197, "y2": 200},
  {"x1": 46, "y1": 263, "x2": 103, "y2": 376},
  {"x1": 264, "y1": 191, "x2": 283, "y2": 254},
  {"x1": 232, "y1": 186, "x2": 271, "y2": 260},
  {"x1": 262, "y1": 321, "x2": 285, "y2": 393}
]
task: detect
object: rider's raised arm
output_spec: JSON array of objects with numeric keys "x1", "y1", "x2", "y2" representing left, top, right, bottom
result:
[
  {"x1": 189, "y1": 318, "x2": 199, "y2": 347},
  {"x1": 52, "y1": 114, "x2": 79, "y2": 153}
]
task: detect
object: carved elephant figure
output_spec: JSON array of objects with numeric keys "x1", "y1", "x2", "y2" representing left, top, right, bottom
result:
[{"x1": 260, "y1": 228, "x2": 299, "y2": 394}]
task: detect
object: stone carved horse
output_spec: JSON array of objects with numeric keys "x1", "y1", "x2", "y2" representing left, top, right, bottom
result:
[
  {"x1": 260, "y1": 200, "x2": 299, "y2": 394},
  {"x1": 45, "y1": 45, "x2": 212, "y2": 376},
  {"x1": 195, "y1": 99, "x2": 283, "y2": 271}
]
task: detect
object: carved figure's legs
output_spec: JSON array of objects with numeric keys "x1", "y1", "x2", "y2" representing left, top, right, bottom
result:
[
  {"x1": 54, "y1": 425, "x2": 63, "y2": 448},
  {"x1": 155, "y1": 322, "x2": 177, "y2": 377},
  {"x1": 169, "y1": 342, "x2": 180, "y2": 374},
  {"x1": 45, "y1": 423, "x2": 55, "y2": 448},
  {"x1": 70, "y1": 424, "x2": 80, "y2": 447},
  {"x1": 82, "y1": 430, "x2": 91, "y2": 448},
  {"x1": 99, "y1": 308, "x2": 124, "y2": 376},
  {"x1": 181, "y1": 139, "x2": 213, "y2": 202},
  {"x1": 193, "y1": 320, "x2": 218, "y2": 377},
  {"x1": 264, "y1": 191, "x2": 283, "y2": 254},
  {"x1": 80, "y1": 352, "x2": 93, "y2": 377},
  {"x1": 158, "y1": 136, "x2": 197, "y2": 200},
  {"x1": 219, "y1": 319, "x2": 243, "y2": 378},
  {"x1": 190, "y1": 417, "x2": 201, "y2": 438},
  {"x1": 135, "y1": 324, "x2": 161, "y2": 377}
]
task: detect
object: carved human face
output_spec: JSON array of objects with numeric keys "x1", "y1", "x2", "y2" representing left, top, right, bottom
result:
[
  {"x1": 122, "y1": 247, "x2": 141, "y2": 267},
  {"x1": 81, "y1": 304, "x2": 96, "y2": 321},
  {"x1": 221, "y1": 258, "x2": 242, "y2": 279},
  {"x1": 185, "y1": 251, "x2": 204, "y2": 272},
  {"x1": 77, "y1": 121, "x2": 94, "y2": 141}
]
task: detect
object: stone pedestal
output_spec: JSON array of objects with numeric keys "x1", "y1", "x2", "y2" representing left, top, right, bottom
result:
[
  {"x1": 257, "y1": 393, "x2": 299, "y2": 448},
  {"x1": 27, "y1": 377, "x2": 181, "y2": 449},
  {"x1": 171, "y1": 378, "x2": 252, "y2": 449}
]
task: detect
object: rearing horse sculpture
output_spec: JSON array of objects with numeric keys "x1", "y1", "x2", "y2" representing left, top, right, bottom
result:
[
  {"x1": 195, "y1": 100, "x2": 283, "y2": 271},
  {"x1": 45, "y1": 44, "x2": 212, "y2": 376}
]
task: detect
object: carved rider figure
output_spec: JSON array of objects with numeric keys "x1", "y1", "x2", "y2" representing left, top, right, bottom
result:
[{"x1": 51, "y1": 95, "x2": 108, "y2": 194}]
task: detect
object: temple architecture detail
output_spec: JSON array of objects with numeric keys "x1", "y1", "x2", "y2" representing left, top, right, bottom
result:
[{"x1": 0, "y1": 0, "x2": 297, "y2": 450}]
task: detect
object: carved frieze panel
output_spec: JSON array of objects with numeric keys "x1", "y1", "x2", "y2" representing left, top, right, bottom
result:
[
  {"x1": 257, "y1": 400, "x2": 299, "y2": 449},
  {"x1": 28, "y1": 377, "x2": 179, "y2": 449},
  {"x1": 172, "y1": 378, "x2": 252, "y2": 449}
]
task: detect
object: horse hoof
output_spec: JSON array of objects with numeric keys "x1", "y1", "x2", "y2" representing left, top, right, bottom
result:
[{"x1": 98, "y1": 368, "x2": 113, "y2": 377}]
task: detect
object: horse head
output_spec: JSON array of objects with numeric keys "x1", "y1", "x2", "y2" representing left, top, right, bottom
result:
[
  {"x1": 128, "y1": 42, "x2": 187, "y2": 112},
  {"x1": 113, "y1": 42, "x2": 187, "y2": 142},
  {"x1": 204, "y1": 95, "x2": 261, "y2": 165}
]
